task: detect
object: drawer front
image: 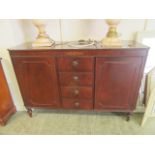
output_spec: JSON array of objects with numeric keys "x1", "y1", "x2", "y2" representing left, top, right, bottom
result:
[
  {"x1": 62, "y1": 99, "x2": 93, "y2": 110},
  {"x1": 57, "y1": 57, "x2": 94, "y2": 72},
  {"x1": 59, "y1": 72, "x2": 93, "y2": 86},
  {"x1": 61, "y1": 87, "x2": 93, "y2": 99}
]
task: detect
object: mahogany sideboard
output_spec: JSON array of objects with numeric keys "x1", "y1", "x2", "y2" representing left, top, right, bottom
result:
[
  {"x1": 0, "y1": 58, "x2": 16, "y2": 126},
  {"x1": 8, "y1": 42, "x2": 149, "y2": 120}
]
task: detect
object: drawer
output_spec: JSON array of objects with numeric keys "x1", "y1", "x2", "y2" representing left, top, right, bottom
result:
[
  {"x1": 61, "y1": 87, "x2": 93, "y2": 99},
  {"x1": 57, "y1": 57, "x2": 94, "y2": 72},
  {"x1": 62, "y1": 99, "x2": 93, "y2": 110},
  {"x1": 59, "y1": 72, "x2": 93, "y2": 86}
]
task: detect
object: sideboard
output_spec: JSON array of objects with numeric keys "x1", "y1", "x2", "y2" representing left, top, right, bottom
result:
[{"x1": 9, "y1": 41, "x2": 149, "y2": 120}]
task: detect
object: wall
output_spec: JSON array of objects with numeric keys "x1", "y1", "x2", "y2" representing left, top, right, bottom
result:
[
  {"x1": 0, "y1": 19, "x2": 155, "y2": 111},
  {"x1": 21, "y1": 19, "x2": 152, "y2": 42},
  {"x1": 0, "y1": 19, "x2": 26, "y2": 110}
]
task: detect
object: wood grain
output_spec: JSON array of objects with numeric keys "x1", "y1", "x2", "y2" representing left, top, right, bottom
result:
[
  {"x1": 9, "y1": 43, "x2": 149, "y2": 120},
  {"x1": 0, "y1": 59, "x2": 16, "y2": 125}
]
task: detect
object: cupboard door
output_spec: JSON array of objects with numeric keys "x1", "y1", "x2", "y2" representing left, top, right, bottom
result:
[
  {"x1": 12, "y1": 57, "x2": 60, "y2": 108},
  {"x1": 95, "y1": 57, "x2": 143, "y2": 110}
]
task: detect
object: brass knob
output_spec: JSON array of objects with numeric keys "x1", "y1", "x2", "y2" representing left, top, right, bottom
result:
[
  {"x1": 73, "y1": 75, "x2": 79, "y2": 81},
  {"x1": 74, "y1": 102, "x2": 80, "y2": 107},
  {"x1": 72, "y1": 60, "x2": 79, "y2": 67},
  {"x1": 73, "y1": 89, "x2": 79, "y2": 95}
]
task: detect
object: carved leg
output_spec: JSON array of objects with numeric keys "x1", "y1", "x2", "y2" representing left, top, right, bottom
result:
[
  {"x1": 126, "y1": 112, "x2": 132, "y2": 121},
  {"x1": 0, "y1": 120, "x2": 6, "y2": 126},
  {"x1": 26, "y1": 107, "x2": 32, "y2": 117}
]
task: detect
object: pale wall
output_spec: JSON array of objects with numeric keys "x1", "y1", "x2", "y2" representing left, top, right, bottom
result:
[
  {"x1": 0, "y1": 19, "x2": 155, "y2": 111},
  {"x1": 0, "y1": 19, "x2": 26, "y2": 110},
  {"x1": 21, "y1": 19, "x2": 151, "y2": 42}
]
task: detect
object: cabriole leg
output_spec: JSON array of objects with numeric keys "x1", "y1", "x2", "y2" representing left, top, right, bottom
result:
[
  {"x1": 126, "y1": 112, "x2": 132, "y2": 121},
  {"x1": 26, "y1": 107, "x2": 32, "y2": 117}
]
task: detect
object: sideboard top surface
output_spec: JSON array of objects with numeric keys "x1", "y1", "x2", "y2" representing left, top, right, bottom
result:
[{"x1": 8, "y1": 41, "x2": 149, "y2": 51}]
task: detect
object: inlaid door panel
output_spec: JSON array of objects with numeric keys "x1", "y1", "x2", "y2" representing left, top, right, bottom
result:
[
  {"x1": 95, "y1": 57, "x2": 143, "y2": 110},
  {"x1": 12, "y1": 57, "x2": 60, "y2": 108}
]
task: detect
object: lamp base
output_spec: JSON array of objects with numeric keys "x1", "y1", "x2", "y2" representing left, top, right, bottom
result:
[
  {"x1": 32, "y1": 36, "x2": 55, "y2": 47},
  {"x1": 101, "y1": 37, "x2": 122, "y2": 47}
]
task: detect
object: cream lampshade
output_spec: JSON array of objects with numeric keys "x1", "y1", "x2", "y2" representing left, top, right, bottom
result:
[
  {"x1": 32, "y1": 19, "x2": 55, "y2": 47},
  {"x1": 101, "y1": 19, "x2": 122, "y2": 47}
]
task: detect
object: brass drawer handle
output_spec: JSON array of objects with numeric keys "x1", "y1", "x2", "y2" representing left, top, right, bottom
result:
[
  {"x1": 74, "y1": 102, "x2": 80, "y2": 107},
  {"x1": 72, "y1": 60, "x2": 79, "y2": 67},
  {"x1": 73, "y1": 89, "x2": 79, "y2": 95},
  {"x1": 73, "y1": 75, "x2": 79, "y2": 81}
]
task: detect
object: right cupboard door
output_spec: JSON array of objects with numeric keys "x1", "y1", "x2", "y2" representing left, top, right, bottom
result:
[{"x1": 95, "y1": 57, "x2": 143, "y2": 111}]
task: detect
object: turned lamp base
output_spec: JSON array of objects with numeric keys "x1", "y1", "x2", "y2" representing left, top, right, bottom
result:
[
  {"x1": 102, "y1": 19, "x2": 123, "y2": 47},
  {"x1": 32, "y1": 19, "x2": 55, "y2": 47},
  {"x1": 32, "y1": 36, "x2": 55, "y2": 47},
  {"x1": 102, "y1": 37, "x2": 122, "y2": 47}
]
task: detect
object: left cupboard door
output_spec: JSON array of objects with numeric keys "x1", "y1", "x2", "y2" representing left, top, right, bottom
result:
[{"x1": 12, "y1": 57, "x2": 61, "y2": 108}]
